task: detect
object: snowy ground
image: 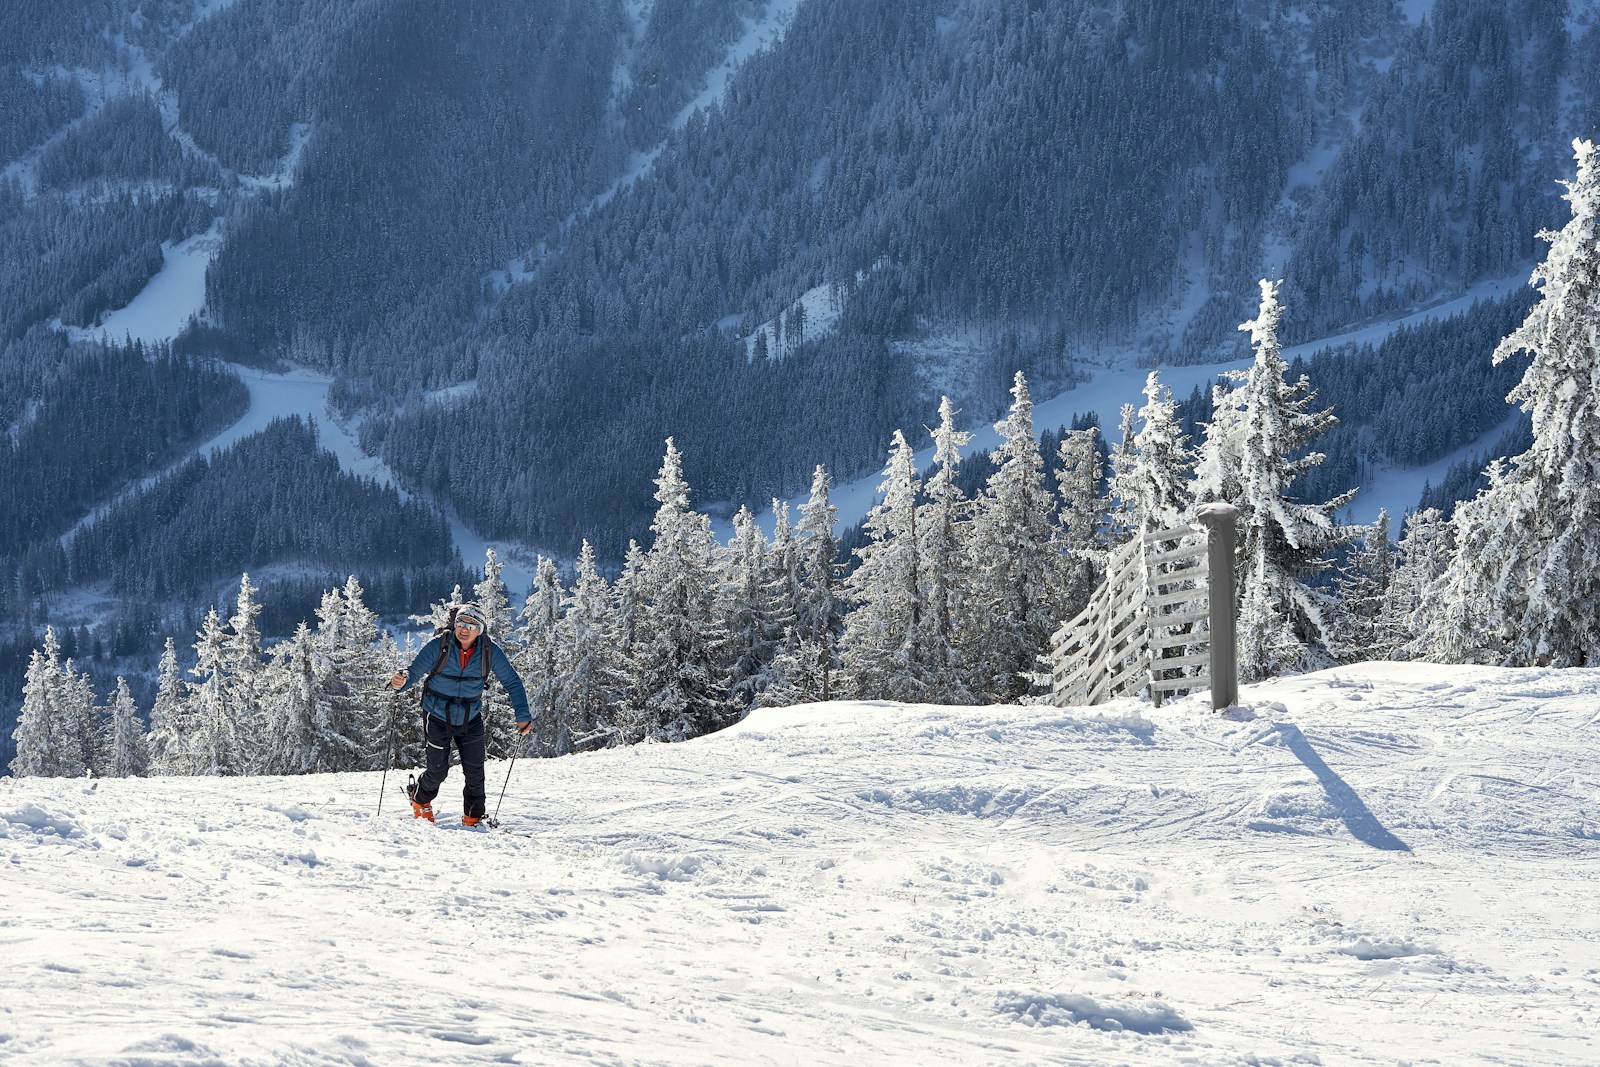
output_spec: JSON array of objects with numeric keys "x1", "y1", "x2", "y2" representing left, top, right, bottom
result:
[
  {"x1": 3, "y1": 662, "x2": 1596, "y2": 1065},
  {"x1": 59, "y1": 221, "x2": 220, "y2": 348}
]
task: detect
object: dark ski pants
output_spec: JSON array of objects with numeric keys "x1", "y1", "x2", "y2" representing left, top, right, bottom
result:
[{"x1": 414, "y1": 714, "x2": 487, "y2": 818}]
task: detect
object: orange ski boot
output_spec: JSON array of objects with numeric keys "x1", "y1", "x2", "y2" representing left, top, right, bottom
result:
[{"x1": 406, "y1": 777, "x2": 434, "y2": 822}]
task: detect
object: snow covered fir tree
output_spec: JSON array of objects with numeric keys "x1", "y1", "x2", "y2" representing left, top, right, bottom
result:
[
  {"x1": 1420, "y1": 139, "x2": 1600, "y2": 667},
  {"x1": 1225, "y1": 280, "x2": 1355, "y2": 680}
]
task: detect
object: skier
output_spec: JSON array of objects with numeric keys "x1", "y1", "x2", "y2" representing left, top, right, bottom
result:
[{"x1": 388, "y1": 602, "x2": 532, "y2": 825}]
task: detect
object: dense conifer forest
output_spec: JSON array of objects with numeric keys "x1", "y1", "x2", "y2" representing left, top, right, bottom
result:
[
  {"x1": 65, "y1": 416, "x2": 462, "y2": 599},
  {"x1": 0, "y1": 339, "x2": 248, "y2": 596}
]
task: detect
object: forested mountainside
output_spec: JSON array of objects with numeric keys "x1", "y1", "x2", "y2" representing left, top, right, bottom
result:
[
  {"x1": 192, "y1": 0, "x2": 1593, "y2": 557},
  {"x1": 1, "y1": 0, "x2": 1597, "y2": 729}
]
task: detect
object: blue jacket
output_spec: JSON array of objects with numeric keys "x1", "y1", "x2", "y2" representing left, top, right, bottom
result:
[{"x1": 400, "y1": 635, "x2": 532, "y2": 727}]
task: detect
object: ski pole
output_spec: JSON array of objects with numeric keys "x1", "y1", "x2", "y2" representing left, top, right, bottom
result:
[
  {"x1": 376, "y1": 688, "x2": 399, "y2": 817},
  {"x1": 491, "y1": 728, "x2": 526, "y2": 826}
]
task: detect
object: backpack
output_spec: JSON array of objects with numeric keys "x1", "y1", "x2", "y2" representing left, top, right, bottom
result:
[{"x1": 422, "y1": 606, "x2": 493, "y2": 696}]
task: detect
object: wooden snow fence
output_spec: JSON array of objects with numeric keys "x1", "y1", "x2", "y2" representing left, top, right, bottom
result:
[{"x1": 1049, "y1": 505, "x2": 1239, "y2": 710}]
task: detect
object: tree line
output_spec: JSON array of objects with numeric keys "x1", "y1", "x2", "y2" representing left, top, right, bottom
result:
[
  {"x1": 9, "y1": 283, "x2": 1367, "y2": 775},
  {"x1": 0, "y1": 65, "x2": 83, "y2": 167},
  {"x1": 64, "y1": 416, "x2": 461, "y2": 599},
  {"x1": 35, "y1": 92, "x2": 219, "y2": 192}
]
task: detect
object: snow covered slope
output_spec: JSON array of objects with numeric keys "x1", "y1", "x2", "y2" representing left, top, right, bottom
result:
[{"x1": 3, "y1": 663, "x2": 1596, "y2": 1065}]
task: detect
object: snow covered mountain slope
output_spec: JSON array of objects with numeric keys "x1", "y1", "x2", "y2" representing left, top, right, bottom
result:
[{"x1": 4, "y1": 662, "x2": 1596, "y2": 1065}]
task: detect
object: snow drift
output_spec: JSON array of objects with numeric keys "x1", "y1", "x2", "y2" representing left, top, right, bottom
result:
[{"x1": 2, "y1": 662, "x2": 1597, "y2": 1065}]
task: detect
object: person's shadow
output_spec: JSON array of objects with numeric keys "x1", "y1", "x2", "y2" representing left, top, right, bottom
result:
[{"x1": 1273, "y1": 722, "x2": 1411, "y2": 853}]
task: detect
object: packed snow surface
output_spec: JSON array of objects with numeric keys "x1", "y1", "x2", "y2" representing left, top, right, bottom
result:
[
  {"x1": 3, "y1": 662, "x2": 1597, "y2": 1065},
  {"x1": 62, "y1": 221, "x2": 220, "y2": 347}
]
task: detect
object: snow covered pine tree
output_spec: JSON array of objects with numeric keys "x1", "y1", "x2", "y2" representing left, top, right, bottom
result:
[{"x1": 1424, "y1": 139, "x2": 1600, "y2": 666}]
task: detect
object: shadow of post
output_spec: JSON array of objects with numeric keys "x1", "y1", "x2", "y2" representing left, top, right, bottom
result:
[{"x1": 1274, "y1": 723, "x2": 1411, "y2": 853}]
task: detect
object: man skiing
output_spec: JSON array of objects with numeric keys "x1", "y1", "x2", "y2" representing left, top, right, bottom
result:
[{"x1": 388, "y1": 602, "x2": 532, "y2": 826}]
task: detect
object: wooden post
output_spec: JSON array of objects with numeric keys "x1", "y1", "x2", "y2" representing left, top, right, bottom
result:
[{"x1": 1195, "y1": 503, "x2": 1239, "y2": 711}]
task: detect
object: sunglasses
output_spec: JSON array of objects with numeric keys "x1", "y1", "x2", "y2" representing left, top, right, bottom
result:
[{"x1": 455, "y1": 618, "x2": 483, "y2": 630}]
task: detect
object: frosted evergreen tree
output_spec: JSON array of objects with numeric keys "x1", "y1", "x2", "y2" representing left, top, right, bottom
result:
[
  {"x1": 839, "y1": 430, "x2": 929, "y2": 701},
  {"x1": 1423, "y1": 140, "x2": 1600, "y2": 666},
  {"x1": 227, "y1": 573, "x2": 264, "y2": 671},
  {"x1": 106, "y1": 677, "x2": 148, "y2": 778},
  {"x1": 62, "y1": 659, "x2": 100, "y2": 778},
  {"x1": 1333, "y1": 510, "x2": 1392, "y2": 663},
  {"x1": 312, "y1": 587, "x2": 346, "y2": 644},
  {"x1": 632, "y1": 439, "x2": 731, "y2": 741},
  {"x1": 374, "y1": 626, "x2": 421, "y2": 771},
  {"x1": 225, "y1": 574, "x2": 267, "y2": 772},
  {"x1": 1056, "y1": 426, "x2": 1105, "y2": 555},
  {"x1": 761, "y1": 502, "x2": 803, "y2": 663},
  {"x1": 338, "y1": 576, "x2": 382, "y2": 671},
  {"x1": 1380, "y1": 508, "x2": 1453, "y2": 659},
  {"x1": 1054, "y1": 425, "x2": 1106, "y2": 616},
  {"x1": 298, "y1": 588, "x2": 373, "y2": 771},
  {"x1": 559, "y1": 541, "x2": 625, "y2": 749},
  {"x1": 475, "y1": 550, "x2": 521, "y2": 757},
  {"x1": 266, "y1": 622, "x2": 354, "y2": 774},
  {"x1": 1112, "y1": 371, "x2": 1194, "y2": 538},
  {"x1": 963, "y1": 372, "x2": 1070, "y2": 702},
  {"x1": 474, "y1": 549, "x2": 516, "y2": 639},
  {"x1": 261, "y1": 626, "x2": 315, "y2": 774},
  {"x1": 612, "y1": 540, "x2": 650, "y2": 738},
  {"x1": 1192, "y1": 369, "x2": 1250, "y2": 507},
  {"x1": 291, "y1": 576, "x2": 387, "y2": 769},
  {"x1": 335, "y1": 575, "x2": 386, "y2": 763},
  {"x1": 10, "y1": 629, "x2": 79, "y2": 777},
  {"x1": 517, "y1": 556, "x2": 567, "y2": 755},
  {"x1": 1105, "y1": 402, "x2": 1140, "y2": 545},
  {"x1": 189, "y1": 608, "x2": 242, "y2": 775},
  {"x1": 1106, "y1": 373, "x2": 1201, "y2": 685},
  {"x1": 1232, "y1": 281, "x2": 1355, "y2": 680},
  {"x1": 410, "y1": 584, "x2": 466, "y2": 633},
  {"x1": 147, "y1": 637, "x2": 190, "y2": 775},
  {"x1": 10, "y1": 647, "x2": 56, "y2": 777},
  {"x1": 798, "y1": 466, "x2": 844, "y2": 699},
  {"x1": 918, "y1": 396, "x2": 974, "y2": 703},
  {"x1": 723, "y1": 506, "x2": 781, "y2": 711},
  {"x1": 763, "y1": 466, "x2": 843, "y2": 706}
]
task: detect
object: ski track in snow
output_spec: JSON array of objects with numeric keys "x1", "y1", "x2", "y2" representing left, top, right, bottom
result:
[{"x1": 2, "y1": 663, "x2": 1597, "y2": 1065}]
